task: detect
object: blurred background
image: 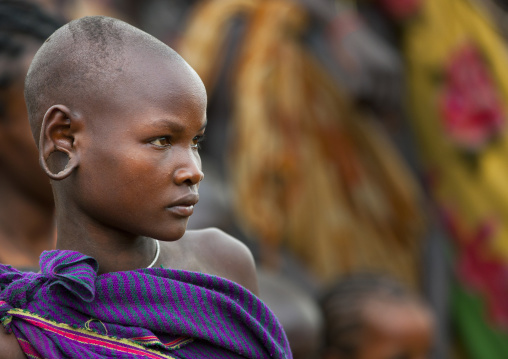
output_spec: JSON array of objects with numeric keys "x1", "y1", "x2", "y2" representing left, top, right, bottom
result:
[{"x1": 4, "y1": 0, "x2": 508, "y2": 358}]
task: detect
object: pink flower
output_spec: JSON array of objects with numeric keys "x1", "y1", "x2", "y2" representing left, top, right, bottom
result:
[{"x1": 440, "y1": 44, "x2": 504, "y2": 150}]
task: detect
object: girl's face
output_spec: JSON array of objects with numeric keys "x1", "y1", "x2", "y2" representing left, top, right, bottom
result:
[
  {"x1": 69, "y1": 47, "x2": 207, "y2": 242},
  {"x1": 356, "y1": 299, "x2": 434, "y2": 359}
]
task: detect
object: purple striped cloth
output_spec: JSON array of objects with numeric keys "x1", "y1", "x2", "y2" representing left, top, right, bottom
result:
[{"x1": 0, "y1": 250, "x2": 292, "y2": 358}]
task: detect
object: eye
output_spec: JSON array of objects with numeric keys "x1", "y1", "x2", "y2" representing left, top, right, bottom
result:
[
  {"x1": 191, "y1": 134, "x2": 206, "y2": 150},
  {"x1": 150, "y1": 136, "x2": 171, "y2": 148}
]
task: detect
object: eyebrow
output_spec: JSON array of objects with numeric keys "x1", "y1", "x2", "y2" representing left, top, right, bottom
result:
[{"x1": 151, "y1": 118, "x2": 207, "y2": 133}]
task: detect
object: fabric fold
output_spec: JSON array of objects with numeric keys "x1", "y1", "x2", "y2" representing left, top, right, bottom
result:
[{"x1": 41, "y1": 250, "x2": 98, "y2": 302}]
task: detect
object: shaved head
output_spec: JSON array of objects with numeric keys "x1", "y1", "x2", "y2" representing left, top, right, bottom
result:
[{"x1": 24, "y1": 16, "x2": 191, "y2": 144}]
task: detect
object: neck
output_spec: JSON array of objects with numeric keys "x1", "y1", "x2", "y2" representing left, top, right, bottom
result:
[
  {"x1": 0, "y1": 175, "x2": 55, "y2": 268},
  {"x1": 55, "y1": 209, "x2": 158, "y2": 274}
]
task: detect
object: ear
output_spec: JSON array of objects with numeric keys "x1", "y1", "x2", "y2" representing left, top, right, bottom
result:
[{"x1": 39, "y1": 105, "x2": 80, "y2": 180}]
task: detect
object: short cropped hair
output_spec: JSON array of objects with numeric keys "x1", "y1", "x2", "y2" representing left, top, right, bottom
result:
[
  {"x1": 24, "y1": 16, "x2": 128, "y2": 139},
  {"x1": 25, "y1": 15, "x2": 187, "y2": 144}
]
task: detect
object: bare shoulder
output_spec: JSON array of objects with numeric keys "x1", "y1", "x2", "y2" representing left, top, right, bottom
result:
[
  {"x1": 0, "y1": 330, "x2": 25, "y2": 359},
  {"x1": 183, "y1": 228, "x2": 259, "y2": 295}
]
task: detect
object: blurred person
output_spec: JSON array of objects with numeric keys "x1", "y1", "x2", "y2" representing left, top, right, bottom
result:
[
  {"x1": 320, "y1": 273, "x2": 434, "y2": 359},
  {"x1": 0, "y1": 0, "x2": 63, "y2": 269}
]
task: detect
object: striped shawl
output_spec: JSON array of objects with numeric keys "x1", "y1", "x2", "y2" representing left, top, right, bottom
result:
[{"x1": 0, "y1": 250, "x2": 292, "y2": 358}]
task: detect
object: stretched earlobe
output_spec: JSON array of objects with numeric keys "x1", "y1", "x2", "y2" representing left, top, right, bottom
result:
[
  {"x1": 38, "y1": 105, "x2": 79, "y2": 181},
  {"x1": 39, "y1": 145, "x2": 77, "y2": 180}
]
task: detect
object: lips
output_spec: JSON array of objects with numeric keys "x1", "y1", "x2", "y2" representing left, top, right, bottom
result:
[{"x1": 166, "y1": 193, "x2": 199, "y2": 217}]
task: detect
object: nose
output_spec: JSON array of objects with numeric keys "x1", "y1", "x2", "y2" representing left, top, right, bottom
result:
[{"x1": 173, "y1": 152, "x2": 204, "y2": 186}]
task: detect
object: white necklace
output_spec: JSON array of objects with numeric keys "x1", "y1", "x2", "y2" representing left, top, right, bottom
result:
[{"x1": 147, "y1": 240, "x2": 160, "y2": 268}]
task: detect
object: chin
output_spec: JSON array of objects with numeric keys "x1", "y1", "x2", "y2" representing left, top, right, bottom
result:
[{"x1": 152, "y1": 221, "x2": 189, "y2": 242}]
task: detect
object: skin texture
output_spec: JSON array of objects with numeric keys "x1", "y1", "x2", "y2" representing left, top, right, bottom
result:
[{"x1": 0, "y1": 17, "x2": 258, "y2": 357}]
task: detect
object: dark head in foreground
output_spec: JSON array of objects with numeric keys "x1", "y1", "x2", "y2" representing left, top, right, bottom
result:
[{"x1": 320, "y1": 273, "x2": 434, "y2": 359}]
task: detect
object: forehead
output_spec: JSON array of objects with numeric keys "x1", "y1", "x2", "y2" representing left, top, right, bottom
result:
[
  {"x1": 130, "y1": 46, "x2": 206, "y2": 99},
  {"x1": 86, "y1": 47, "x2": 207, "y2": 132}
]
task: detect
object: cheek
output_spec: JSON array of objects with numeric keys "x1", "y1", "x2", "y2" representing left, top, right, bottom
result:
[{"x1": 78, "y1": 146, "x2": 167, "y2": 207}]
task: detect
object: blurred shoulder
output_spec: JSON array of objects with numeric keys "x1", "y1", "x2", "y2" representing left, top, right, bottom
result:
[{"x1": 184, "y1": 228, "x2": 259, "y2": 295}]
